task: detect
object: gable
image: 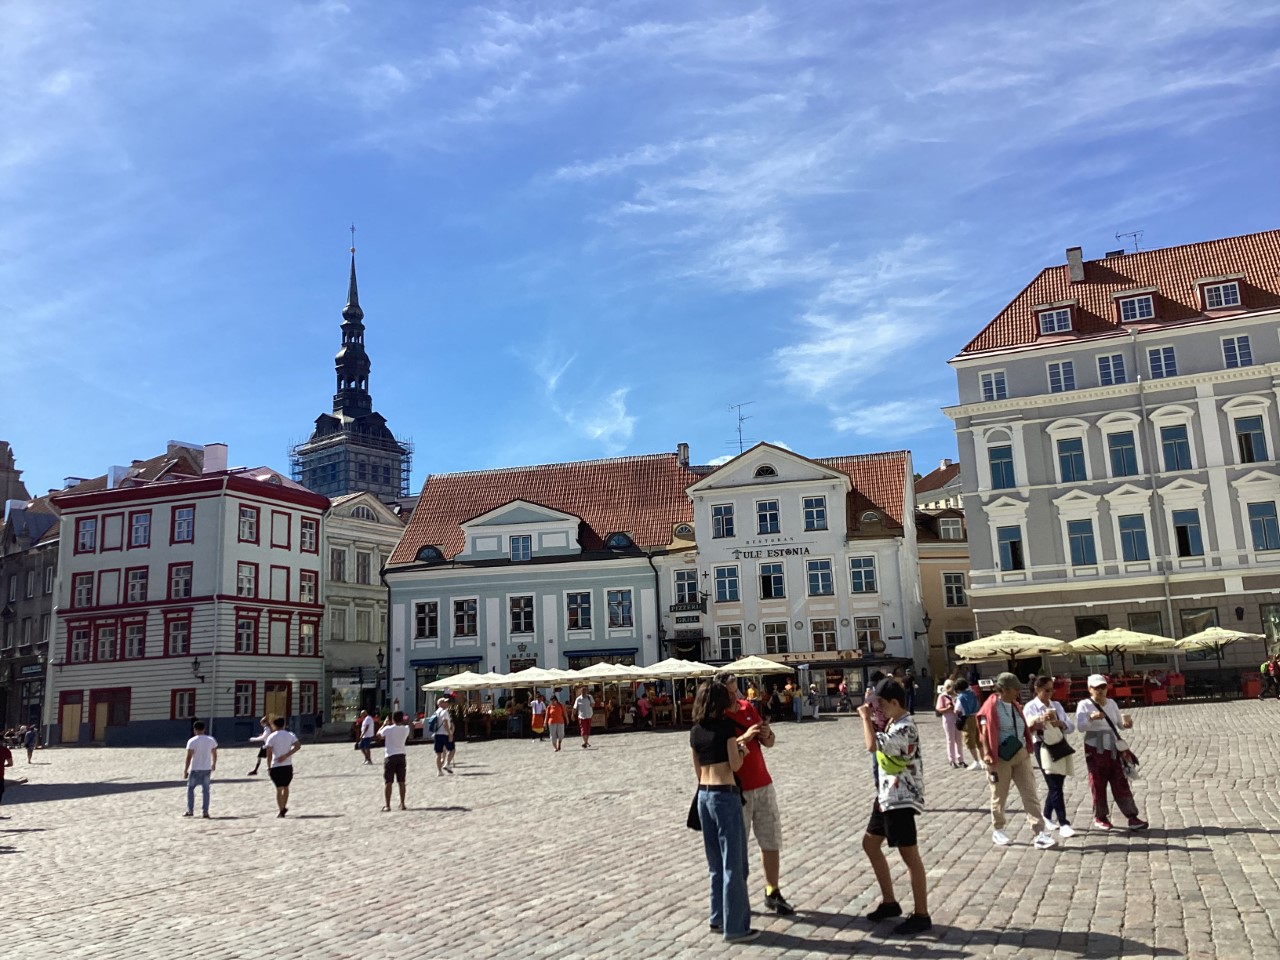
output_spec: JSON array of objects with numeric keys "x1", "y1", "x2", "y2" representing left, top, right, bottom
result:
[
  {"x1": 465, "y1": 500, "x2": 580, "y2": 527},
  {"x1": 687, "y1": 443, "x2": 849, "y2": 494}
]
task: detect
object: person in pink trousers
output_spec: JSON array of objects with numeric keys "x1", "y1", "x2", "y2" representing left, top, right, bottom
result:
[{"x1": 935, "y1": 680, "x2": 965, "y2": 768}]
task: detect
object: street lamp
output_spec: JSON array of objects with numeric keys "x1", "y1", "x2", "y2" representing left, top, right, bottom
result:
[{"x1": 375, "y1": 648, "x2": 386, "y2": 712}]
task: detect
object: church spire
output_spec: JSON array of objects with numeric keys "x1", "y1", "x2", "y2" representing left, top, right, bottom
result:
[
  {"x1": 343, "y1": 225, "x2": 364, "y2": 322},
  {"x1": 334, "y1": 228, "x2": 372, "y2": 418}
]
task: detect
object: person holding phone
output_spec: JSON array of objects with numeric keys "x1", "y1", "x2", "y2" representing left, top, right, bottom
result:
[{"x1": 1024, "y1": 676, "x2": 1076, "y2": 838}]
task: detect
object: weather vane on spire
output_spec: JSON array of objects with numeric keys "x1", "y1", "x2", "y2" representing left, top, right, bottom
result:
[{"x1": 350, "y1": 222, "x2": 357, "y2": 254}]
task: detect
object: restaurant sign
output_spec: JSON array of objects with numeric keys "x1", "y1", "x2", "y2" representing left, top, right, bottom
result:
[{"x1": 731, "y1": 546, "x2": 812, "y2": 560}]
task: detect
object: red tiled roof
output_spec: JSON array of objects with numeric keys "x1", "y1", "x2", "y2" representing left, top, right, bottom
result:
[
  {"x1": 960, "y1": 230, "x2": 1280, "y2": 355},
  {"x1": 914, "y1": 461, "x2": 961, "y2": 495},
  {"x1": 815, "y1": 452, "x2": 909, "y2": 529},
  {"x1": 389, "y1": 454, "x2": 699, "y2": 564}
]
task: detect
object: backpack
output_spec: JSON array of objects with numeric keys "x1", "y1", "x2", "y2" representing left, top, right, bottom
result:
[{"x1": 427, "y1": 713, "x2": 439, "y2": 734}]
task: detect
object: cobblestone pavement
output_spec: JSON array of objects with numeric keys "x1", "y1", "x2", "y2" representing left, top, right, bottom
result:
[{"x1": 3, "y1": 699, "x2": 1279, "y2": 959}]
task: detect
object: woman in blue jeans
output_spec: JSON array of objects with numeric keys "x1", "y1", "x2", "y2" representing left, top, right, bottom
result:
[{"x1": 690, "y1": 679, "x2": 760, "y2": 944}]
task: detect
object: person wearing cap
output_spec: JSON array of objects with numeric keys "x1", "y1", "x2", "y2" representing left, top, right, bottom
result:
[
  {"x1": 1075, "y1": 675, "x2": 1147, "y2": 831},
  {"x1": 977, "y1": 672, "x2": 1056, "y2": 849},
  {"x1": 431, "y1": 697, "x2": 456, "y2": 776}
]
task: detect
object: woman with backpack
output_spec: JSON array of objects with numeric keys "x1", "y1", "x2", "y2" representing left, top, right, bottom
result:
[
  {"x1": 934, "y1": 680, "x2": 965, "y2": 767},
  {"x1": 952, "y1": 679, "x2": 983, "y2": 770}
]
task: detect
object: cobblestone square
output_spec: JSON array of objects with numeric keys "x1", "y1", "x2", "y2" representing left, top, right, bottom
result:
[{"x1": 3, "y1": 699, "x2": 1279, "y2": 959}]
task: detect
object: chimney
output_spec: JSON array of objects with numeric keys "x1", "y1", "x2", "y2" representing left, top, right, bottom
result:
[
  {"x1": 1066, "y1": 247, "x2": 1085, "y2": 283},
  {"x1": 677, "y1": 442, "x2": 690, "y2": 468},
  {"x1": 939, "y1": 457, "x2": 953, "y2": 470},
  {"x1": 107, "y1": 465, "x2": 128, "y2": 489},
  {"x1": 203, "y1": 443, "x2": 228, "y2": 474},
  {"x1": 63, "y1": 477, "x2": 89, "y2": 489}
]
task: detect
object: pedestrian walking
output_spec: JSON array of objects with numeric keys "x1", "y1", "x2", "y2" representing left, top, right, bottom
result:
[
  {"x1": 690, "y1": 678, "x2": 759, "y2": 944},
  {"x1": 807, "y1": 684, "x2": 821, "y2": 720},
  {"x1": 715, "y1": 669, "x2": 796, "y2": 918},
  {"x1": 357, "y1": 710, "x2": 376, "y2": 765},
  {"x1": 247, "y1": 715, "x2": 271, "y2": 775},
  {"x1": 23, "y1": 725, "x2": 36, "y2": 762},
  {"x1": 0, "y1": 739, "x2": 12, "y2": 808},
  {"x1": 952, "y1": 679, "x2": 983, "y2": 770},
  {"x1": 1024, "y1": 675, "x2": 1077, "y2": 838},
  {"x1": 431, "y1": 697, "x2": 456, "y2": 775},
  {"x1": 935, "y1": 680, "x2": 965, "y2": 767},
  {"x1": 546, "y1": 694, "x2": 567, "y2": 752},
  {"x1": 858, "y1": 677, "x2": 931, "y2": 936},
  {"x1": 572, "y1": 686, "x2": 595, "y2": 749},
  {"x1": 977, "y1": 672, "x2": 1055, "y2": 849},
  {"x1": 264, "y1": 716, "x2": 301, "y2": 818},
  {"x1": 379, "y1": 710, "x2": 411, "y2": 811},
  {"x1": 1075, "y1": 675, "x2": 1148, "y2": 831},
  {"x1": 1260, "y1": 656, "x2": 1280, "y2": 699},
  {"x1": 530, "y1": 693, "x2": 547, "y2": 741},
  {"x1": 182, "y1": 720, "x2": 217, "y2": 818}
]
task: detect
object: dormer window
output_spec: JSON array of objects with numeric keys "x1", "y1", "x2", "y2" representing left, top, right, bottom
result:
[
  {"x1": 1037, "y1": 307, "x2": 1072, "y2": 335},
  {"x1": 510, "y1": 535, "x2": 532, "y2": 562},
  {"x1": 605, "y1": 532, "x2": 635, "y2": 550},
  {"x1": 1118, "y1": 294, "x2": 1155, "y2": 323},
  {"x1": 415, "y1": 545, "x2": 444, "y2": 563},
  {"x1": 754, "y1": 465, "x2": 778, "y2": 478},
  {"x1": 1203, "y1": 281, "x2": 1241, "y2": 310}
]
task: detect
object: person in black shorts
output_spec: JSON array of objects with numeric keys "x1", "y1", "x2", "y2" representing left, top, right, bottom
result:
[
  {"x1": 264, "y1": 717, "x2": 301, "y2": 818},
  {"x1": 379, "y1": 711, "x2": 411, "y2": 811}
]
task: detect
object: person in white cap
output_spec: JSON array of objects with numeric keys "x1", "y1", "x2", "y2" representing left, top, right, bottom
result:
[
  {"x1": 430, "y1": 697, "x2": 457, "y2": 775},
  {"x1": 1075, "y1": 675, "x2": 1147, "y2": 831}
]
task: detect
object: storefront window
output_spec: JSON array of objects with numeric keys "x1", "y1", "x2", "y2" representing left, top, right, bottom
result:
[{"x1": 1263, "y1": 604, "x2": 1280, "y2": 656}]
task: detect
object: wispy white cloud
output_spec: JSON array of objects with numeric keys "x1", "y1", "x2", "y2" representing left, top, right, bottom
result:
[
  {"x1": 833, "y1": 401, "x2": 945, "y2": 438},
  {"x1": 531, "y1": 351, "x2": 635, "y2": 452}
]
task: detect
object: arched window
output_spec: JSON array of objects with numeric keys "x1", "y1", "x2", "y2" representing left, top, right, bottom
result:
[
  {"x1": 754, "y1": 465, "x2": 778, "y2": 478},
  {"x1": 351, "y1": 505, "x2": 376, "y2": 521},
  {"x1": 605, "y1": 532, "x2": 635, "y2": 550},
  {"x1": 415, "y1": 545, "x2": 444, "y2": 563}
]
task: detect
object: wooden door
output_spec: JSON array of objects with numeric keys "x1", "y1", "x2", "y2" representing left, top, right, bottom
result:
[
  {"x1": 93, "y1": 703, "x2": 110, "y2": 741},
  {"x1": 61, "y1": 703, "x2": 81, "y2": 743},
  {"x1": 264, "y1": 682, "x2": 290, "y2": 721}
]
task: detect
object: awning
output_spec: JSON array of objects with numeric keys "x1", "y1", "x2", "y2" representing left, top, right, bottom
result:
[
  {"x1": 561, "y1": 647, "x2": 637, "y2": 658},
  {"x1": 410, "y1": 656, "x2": 483, "y2": 668}
]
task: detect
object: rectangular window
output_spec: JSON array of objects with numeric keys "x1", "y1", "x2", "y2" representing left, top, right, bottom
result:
[
  {"x1": 988, "y1": 445, "x2": 1016, "y2": 489},
  {"x1": 169, "y1": 563, "x2": 192, "y2": 600},
  {"x1": 25, "y1": 570, "x2": 35, "y2": 598},
  {"x1": 1118, "y1": 514, "x2": 1150, "y2": 562},
  {"x1": 712, "y1": 504, "x2": 735, "y2": 539},
  {"x1": 1097, "y1": 353, "x2": 1127, "y2": 385},
  {"x1": 299, "y1": 570, "x2": 318, "y2": 605},
  {"x1": 1108, "y1": 432, "x2": 1138, "y2": 477},
  {"x1": 172, "y1": 506, "x2": 194, "y2": 543},
  {"x1": 453, "y1": 599, "x2": 477, "y2": 637},
  {"x1": 238, "y1": 505, "x2": 259, "y2": 543},
  {"x1": 763, "y1": 621, "x2": 789, "y2": 655},
  {"x1": 299, "y1": 680, "x2": 318, "y2": 715},
  {"x1": 1223, "y1": 335, "x2": 1253, "y2": 369},
  {"x1": 1, "y1": 622, "x2": 11, "y2": 651},
  {"x1": 1161, "y1": 424, "x2": 1193, "y2": 471},
  {"x1": 1119, "y1": 295, "x2": 1155, "y2": 322},
  {"x1": 1128, "y1": 611, "x2": 1164, "y2": 636},
  {"x1": 45, "y1": 565, "x2": 54, "y2": 594},
  {"x1": 124, "y1": 622, "x2": 145, "y2": 659},
  {"x1": 235, "y1": 617, "x2": 258, "y2": 654},
  {"x1": 607, "y1": 589, "x2": 633, "y2": 628},
  {"x1": 355, "y1": 551, "x2": 372, "y2": 585},
  {"x1": 355, "y1": 609, "x2": 372, "y2": 643},
  {"x1": 166, "y1": 617, "x2": 191, "y2": 656},
  {"x1": 509, "y1": 535, "x2": 532, "y2": 562},
  {"x1": 1148, "y1": 346, "x2": 1177, "y2": 379},
  {"x1": 997, "y1": 526, "x2": 1025, "y2": 571},
  {"x1": 945, "y1": 630, "x2": 975, "y2": 651},
  {"x1": 20, "y1": 618, "x2": 31, "y2": 647},
  {"x1": 1204, "y1": 281, "x2": 1241, "y2": 309},
  {"x1": 76, "y1": 517, "x2": 97, "y2": 553},
  {"x1": 1048, "y1": 360, "x2": 1076, "y2": 393},
  {"x1": 5, "y1": 575, "x2": 14, "y2": 603},
  {"x1": 803, "y1": 496, "x2": 828, "y2": 531},
  {"x1": 1235, "y1": 416, "x2": 1268, "y2": 463},
  {"x1": 717, "y1": 625, "x2": 743, "y2": 662},
  {"x1": 854, "y1": 617, "x2": 882, "y2": 653},
  {"x1": 1066, "y1": 519, "x2": 1097, "y2": 566},
  {"x1": 413, "y1": 601, "x2": 439, "y2": 639},
  {"x1": 126, "y1": 568, "x2": 148, "y2": 604},
  {"x1": 330, "y1": 549, "x2": 346, "y2": 582},
  {"x1": 234, "y1": 681, "x2": 255, "y2": 717},
  {"x1": 938, "y1": 517, "x2": 963, "y2": 540},
  {"x1": 1180, "y1": 606, "x2": 1219, "y2": 640},
  {"x1": 96, "y1": 625, "x2": 117, "y2": 661},
  {"x1": 674, "y1": 569, "x2": 699, "y2": 604},
  {"x1": 1038, "y1": 307, "x2": 1072, "y2": 334},
  {"x1": 236, "y1": 563, "x2": 257, "y2": 598},
  {"x1": 1248, "y1": 502, "x2": 1280, "y2": 552},
  {"x1": 849, "y1": 556, "x2": 877, "y2": 593},
  {"x1": 1172, "y1": 509, "x2": 1204, "y2": 557},
  {"x1": 171, "y1": 689, "x2": 196, "y2": 721},
  {"x1": 510, "y1": 595, "x2": 535, "y2": 633},
  {"x1": 70, "y1": 626, "x2": 90, "y2": 662},
  {"x1": 811, "y1": 618, "x2": 837, "y2": 653},
  {"x1": 329, "y1": 608, "x2": 346, "y2": 641},
  {"x1": 806, "y1": 558, "x2": 834, "y2": 596},
  {"x1": 756, "y1": 500, "x2": 780, "y2": 535},
  {"x1": 714, "y1": 566, "x2": 740, "y2": 602},
  {"x1": 129, "y1": 511, "x2": 151, "y2": 548},
  {"x1": 980, "y1": 370, "x2": 1007, "y2": 402},
  {"x1": 943, "y1": 572, "x2": 967, "y2": 607},
  {"x1": 567, "y1": 592, "x2": 592, "y2": 630},
  {"x1": 72, "y1": 573, "x2": 94, "y2": 608},
  {"x1": 758, "y1": 562, "x2": 785, "y2": 599},
  {"x1": 1057, "y1": 437, "x2": 1087, "y2": 483},
  {"x1": 300, "y1": 517, "x2": 319, "y2": 553}
]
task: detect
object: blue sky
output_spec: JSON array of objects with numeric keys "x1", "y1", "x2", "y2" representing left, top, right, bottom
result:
[{"x1": 6, "y1": 1, "x2": 1280, "y2": 496}]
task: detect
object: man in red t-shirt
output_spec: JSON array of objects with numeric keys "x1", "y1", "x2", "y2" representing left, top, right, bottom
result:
[{"x1": 715, "y1": 669, "x2": 795, "y2": 916}]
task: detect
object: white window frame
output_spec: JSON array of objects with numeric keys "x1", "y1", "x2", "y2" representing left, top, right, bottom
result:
[
  {"x1": 1203, "y1": 280, "x2": 1241, "y2": 310},
  {"x1": 717, "y1": 624, "x2": 743, "y2": 661},
  {"x1": 1160, "y1": 480, "x2": 1210, "y2": 566},
  {"x1": 1104, "y1": 485, "x2": 1156, "y2": 573},
  {"x1": 1045, "y1": 418, "x2": 1093, "y2": 486},
  {"x1": 1118, "y1": 294, "x2": 1154, "y2": 323},
  {"x1": 414, "y1": 600, "x2": 439, "y2": 640},
  {"x1": 938, "y1": 517, "x2": 964, "y2": 540},
  {"x1": 1148, "y1": 345, "x2": 1178, "y2": 379},
  {"x1": 853, "y1": 616, "x2": 881, "y2": 653},
  {"x1": 714, "y1": 565, "x2": 740, "y2": 603},
  {"x1": 1054, "y1": 490, "x2": 1104, "y2": 574},
  {"x1": 848, "y1": 556, "x2": 877, "y2": 593},
  {"x1": 1222, "y1": 335, "x2": 1253, "y2": 370},
  {"x1": 942, "y1": 571, "x2": 968, "y2": 607},
  {"x1": 711, "y1": 503, "x2": 735, "y2": 539},
  {"x1": 980, "y1": 369, "x2": 1008, "y2": 402},
  {"x1": 755, "y1": 499, "x2": 781, "y2": 535},
  {"x1": 1037, "y1": 307, "x2": 1072, "y2": 334},
  {"x1": 802, "y1": 496, "x2": 827, "y2": 532},
  {"x1": 565, "y1": 590, "x2": 592, "y2": 631},
  {"x1": 1098, "y1": 412, "x2": 1145, "y2": 478},
  {"x1": 509, "y1": 534, "x2": 532, "y2": 562},
  {"x1": 607, "y1": 588, "x2": 633, "y2": 628},
  {"x1": 976, "y1": 425, "x2": 1026, "y2": 493},
  {"x1": 986, "y1": 497, "x2": 1030, "y2": 579},
  {"x1": 811, "y1": 618, "x2": 837, "y2": 653},
  {"x1": 1224, "y1": 396, "x2": 1275, "y2": 466},
  {"x1": 1150, "y1": 404, "x2": 1198, "y2": 473},
  {"x1": 452, "y1": 597, "x2": 479, "y2": 638},
  {"x1": 673, "y1": 569, "x2": 699, "y2": 605},
  {"x1": 805, "y1": 558, "x2": 835, "y2": 597},
  {"x1": 762, "y1": 621, "x2": 789, "y2": 655},
  {"x1": 758, "y1": 561, "x2": 786, "y2": 600},
  {"x1": 509, "y1": 594, "x2": 536, "y2": 635},
  {"x1": 1097, "y1": 353, "x2": 1127, "y2": 386},
  {"x1": 1047, "y1": 359, "x2": 1076, "y2": 393}
]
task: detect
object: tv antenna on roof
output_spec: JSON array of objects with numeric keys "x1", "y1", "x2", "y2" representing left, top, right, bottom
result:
[
  {"x1": 727, "y1": 402, "x2": 756, "y2": 455},
  {"x1": 1115, "y1": 229, "x2": 1144, "y2": 253}
]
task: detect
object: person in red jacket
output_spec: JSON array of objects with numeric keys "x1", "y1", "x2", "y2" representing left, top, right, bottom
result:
[{"x1": 977, "y1": 673, "x2": 1055, "y2": 849}]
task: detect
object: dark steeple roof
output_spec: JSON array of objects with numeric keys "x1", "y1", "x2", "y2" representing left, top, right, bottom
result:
[
  {"x1": 342, "y1": 251, "x2": 364, "y2": 323},
  {"x1": 334, "y1": 247, "x2": 373, "y2": 419}
]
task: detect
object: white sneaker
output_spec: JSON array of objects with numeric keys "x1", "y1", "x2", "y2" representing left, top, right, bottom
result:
[
  {"x1": 1059, "y1": 824, "x2": 1075, "y2": 839},
  {"x1": 969, "y1": 761, "x2": 984, "y2": 771},
  {"x1": 992, "y1": 830, "x2": 1011, "y2": 846},
  {"x1": 1046, "y1": 822, "x2": 1060, "y2": 832},
  {"x1": 1033, "y1": 832, "x2": 1057, "y2": 849}
]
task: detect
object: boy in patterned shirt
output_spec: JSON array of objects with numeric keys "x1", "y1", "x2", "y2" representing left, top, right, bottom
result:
[{"x1": 857, "y1": 677, "x2": 930, "y2": 936}]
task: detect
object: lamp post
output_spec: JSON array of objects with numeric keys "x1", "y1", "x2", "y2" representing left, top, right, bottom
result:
[
  {"x1": 375, "y1": 648, "x2": 386, "y2": 714},
  {"x1": 913, "y1": 613, "x2": 934, "y2": 673}
]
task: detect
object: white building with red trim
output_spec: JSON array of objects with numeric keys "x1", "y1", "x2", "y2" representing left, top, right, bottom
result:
[{"x1": 44, "y1": 443, "x2": 329, "y2": 746}]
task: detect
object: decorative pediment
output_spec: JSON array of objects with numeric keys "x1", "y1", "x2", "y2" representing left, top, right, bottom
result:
[
  {"x1": 1103, "y1": 483, "x2": 1152, "y2": 503},
  {"x1": 1052, "y1": 489, "x2": 1102, "y2": 509},
  {"x1": 463, "y1": 499, "x2": 581, "y2": 527},
  {"x1": 1230, "y1": 470, "x2": 1280, "y2": 490},
  {"x1": 686, "y1": 442, "x2": 849, "y2": 494},
  {"x1": 984, "y1": 495, "x2": 1029, "y2": 518}
]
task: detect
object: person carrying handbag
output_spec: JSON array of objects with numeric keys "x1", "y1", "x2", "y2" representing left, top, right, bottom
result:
[
  {"x1": 934, "y1": 681, "x2": 965, "y2": 768},
  {"x1": 977, "y1": 673, "x2": 1056, "y2": 849},
  {"x1": 1023, "y1": 676, "x2": 1077, "y2": 838},
  {"x1": 1074, "y1": 674, "x2": 1148, "y2": 831}
]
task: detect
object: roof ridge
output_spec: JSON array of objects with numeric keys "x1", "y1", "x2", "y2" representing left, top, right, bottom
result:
[
  {"x1": 424, "y1": 452, "x2": 680, "y2": 480},
  {"x1": 1083, "y1": 228, "x2": 1280, "y2": 265},
  {"x1": 815, "y1": 450, "x2": 910, "y2": 462}
]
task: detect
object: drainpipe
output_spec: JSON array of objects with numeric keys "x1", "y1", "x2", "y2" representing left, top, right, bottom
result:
[
  {"x1": 207, "y1": 475, "x2": 229, "y2": 737},
  {"x1": 645, "y1": 549, "x2": 662, "y2": 665}
]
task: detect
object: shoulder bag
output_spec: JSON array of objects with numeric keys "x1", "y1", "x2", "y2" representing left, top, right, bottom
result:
[
  {"x1": 1100, "y1": 707, "x2": 1140, "y2": 779},
  {"x1": 1041, "y1": 709, "x2": 1076, "y2": 761},
  {"x1": 997, "y1": 703, "x2": 1024, "y2": 761}
]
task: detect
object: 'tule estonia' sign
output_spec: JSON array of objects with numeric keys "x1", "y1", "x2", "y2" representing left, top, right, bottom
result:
[{"x1": 731, "y1": 546, "x2": 812, "y2": 560}]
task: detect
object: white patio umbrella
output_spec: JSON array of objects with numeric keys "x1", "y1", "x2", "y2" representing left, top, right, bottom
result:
[
  {"x1": 1071, "y1": 628, "x2": 1176, "y2": 672},
  {"x1": 572, "y1": 662, "x2": 638, "y2": 682},
  {"x1": 421, "y1": 670, "x2": 483, "y2": 691},
  {"x1": 1177, "y1": 626, "x2": 1266, "y2": 695},
  {"x1": 637, "y1": 657, "x2": 717, "y2": 680},
  {"x1": 725, "y1": 655, "x2": 795, "y2": 675},
  {"x1": 504, "y1": 666, "x2": 571, "y2": 687},
  {"x1": 954, "y1": 631, "x2": 1072, "y2": 662}
]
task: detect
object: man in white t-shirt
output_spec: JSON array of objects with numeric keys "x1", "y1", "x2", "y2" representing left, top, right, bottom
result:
[
  {"x1": 357, "y1": 710, "x2": 376, "y2": 765},
  {"x1": 183, "y1": 721, "x2": 218, "y2": 818},
  {"x1": 264, "y1": 717, "x2": 301, "y2": 818},
  {"x1": 379, "y1": 711, "x2": 412, "y2": 811},
  {"x1": 572, "y1": 687, "x2": 595, "y2": 749},
  {"x1": 431, "y1": 697, "x2": 456, "y2": 776}
]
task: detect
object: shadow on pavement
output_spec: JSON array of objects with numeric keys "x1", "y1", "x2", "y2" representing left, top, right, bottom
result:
[
  {"x1": 412, "y1": 805, "x2": 470, "y2": 812},
  {"x1": 758, "y1": 926, "x2": 967, "y2": 956},
  {"x1": 290, "y1": 814, "x2": 343, "y2": 819},
  {"x1": 0, "y1": 845, "x2": 16, "y2": 855},
  {"x1": 457, "y1": 771, "x2": 495, "y2": 777},
  {"x1": 0, "y1": 827, "x2": 47, "y2": 834},
  {"x1": 6, "y1": 780, "x2": 180, "y2": 805},
  {"x1": 1158, "y1": 824, "x2": 1280, "y2": 838}
]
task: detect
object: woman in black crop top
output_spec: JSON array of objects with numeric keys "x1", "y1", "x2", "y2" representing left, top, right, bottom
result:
[{"x1": 690, "y1": 680, "x2": 759, "y2": 943}]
